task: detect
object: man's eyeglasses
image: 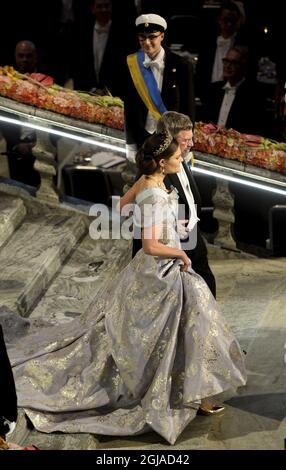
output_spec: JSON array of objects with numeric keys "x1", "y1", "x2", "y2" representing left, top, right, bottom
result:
[
  {"x1": 178, "y1": 137, "x2": 193, "y2": 144},
  {"x1": 222, "y1": 58, "x2": 242, "y2": 67},
  {"x1": 138, "y1": 33, "x2": 162, "y2": 42}
]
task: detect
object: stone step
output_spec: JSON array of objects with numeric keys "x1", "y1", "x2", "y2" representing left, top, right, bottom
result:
[
  {"x1": 7, "y1": 409, "x2": 32, "y2": 447},
  {"x1": 30, "y1": 236, "x2": 131, "y2": 323},
  {"x1": 206, "y1": 241, "x2": 256, "y2": 260},
  {"x1": 0, "y1": 211, "x2": 86, "y2": 316},
  {"x1": 20, "y1": 429, "x2": 100, "y2": 450},
  {"x1": 0, "y1": 195, "x2": 26, "y2": 248},
  {"x1": 8, "y1": 408, "x2": 100, "y2": 450}
]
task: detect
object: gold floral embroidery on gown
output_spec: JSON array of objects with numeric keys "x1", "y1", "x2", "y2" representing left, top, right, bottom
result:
[{"x1": 1, "y1": 188, "x2": 246, "y2": 445}]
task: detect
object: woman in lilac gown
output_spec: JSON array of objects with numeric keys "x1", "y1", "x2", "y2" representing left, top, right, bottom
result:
[{"x1": 0, "y1": 131, "x2": 246, "y2": 445}]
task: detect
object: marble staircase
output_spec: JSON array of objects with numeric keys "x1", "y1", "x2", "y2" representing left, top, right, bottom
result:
[
  {"x1": 0, "y1": 195, "x2": 26, "y2": 248},
  {"x1": 0, "y1": 190, "x2": 131, "y2": 320},
  {"x1": 29, "y1": 235, "x2": 131, "y2": 323},
  {"x1": 0, "y1": 205, "x2": 86, "y2": 316},
  {"x1": 0, "y1": 187, "x2": 132, "y2": 449},
  {"x1": 2, "y1": 185, "x2": 285, "y2": 451}
]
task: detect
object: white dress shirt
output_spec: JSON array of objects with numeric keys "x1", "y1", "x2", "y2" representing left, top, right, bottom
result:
[
  {"x1": 217, "y1": 79, "x2": 244, "y2": 126},
  {"x1": 93, "y1": 20, "x2": 111, "y2": 81},
  {"x1": 126, "y1": 48, "x2": 165, "y2": 163},
  {"x1": 211, "y1": 34, "x2": 236, "y2": 83},
  {"x1": 143, "y1": 47, "x2": 165, "y2": 134},
  {"x1": 177, "y1": 163, "x2": 199, "y2": 231},
  {"x1": 61, "y1": 0, "x2": 74, "y2": 23}
]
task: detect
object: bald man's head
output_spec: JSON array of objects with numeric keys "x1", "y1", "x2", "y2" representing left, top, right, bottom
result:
[{"x1": 15, "y1": 41, "x2": 37, "y2": 73}]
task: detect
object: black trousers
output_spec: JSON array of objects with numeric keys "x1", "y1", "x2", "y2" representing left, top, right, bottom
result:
[
  {"x1": 185, "y1": 228, "x2": 216, "y2": 298},
  {"x1": 132, "y1": 227, "x2": 216, "y2": 298},
  {"x1": 0, "y1": 326, "x2": 17, "y2": 438}
]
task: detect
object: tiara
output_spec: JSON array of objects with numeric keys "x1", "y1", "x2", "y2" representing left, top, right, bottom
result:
[{"x1": 153, "y1": 132, "x2": 173, "y2": 157}]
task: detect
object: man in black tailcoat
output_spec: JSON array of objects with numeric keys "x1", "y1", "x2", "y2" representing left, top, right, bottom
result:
[
  {"x1": 157, "y1": 112, "x2": 216, "y2": 297},
  {"x1": 72, "y1": 0, "x2": 136, "y2": 98}
]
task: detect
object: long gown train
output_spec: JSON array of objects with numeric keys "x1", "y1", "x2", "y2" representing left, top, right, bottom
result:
[{"x1": 0, "y1": 188, "x2": 246, "y2": 444}]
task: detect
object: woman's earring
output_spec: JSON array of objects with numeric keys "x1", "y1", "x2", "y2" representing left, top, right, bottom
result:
[{"x1": 162, "y1": 167, "x2": 165, "y2": 175}]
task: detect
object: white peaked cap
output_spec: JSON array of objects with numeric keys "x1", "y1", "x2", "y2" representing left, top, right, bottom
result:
[{"x1": 135, "y1": 14, "x2": 167, "y2": 31}]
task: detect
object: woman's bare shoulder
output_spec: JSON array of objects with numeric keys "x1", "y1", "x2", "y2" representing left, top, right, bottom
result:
[{"x1": 135, "y1": 175, "x2": 159, "y2": 193}]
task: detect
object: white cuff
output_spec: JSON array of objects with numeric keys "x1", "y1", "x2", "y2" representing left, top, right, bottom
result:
[
  {"x1": 126, "y1": 144, "x2": 138, "y2": 164},
  {"x1": 187, "y1": 203, "x2": 200, "y2": 231},
  {"x1": 3, "y1": 418, "x2": 16, "y2": 436}
]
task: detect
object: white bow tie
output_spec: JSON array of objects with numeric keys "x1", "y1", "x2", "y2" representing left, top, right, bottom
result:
[
  {"x1": 224, "y1": 83, "x2": 237, "y2": 93},
  {"x1": 225, "y1": 88, "x2": 236, "y2": 94},
  {"x1": 143, "y1": 59, "x2": 164, "y2": 71},
  {"x1": 217, "y1": 36, "x2": 231, "y2": 47},
  {"x1": 95, "y1": 26, "x2": 109, "y2": 34}
]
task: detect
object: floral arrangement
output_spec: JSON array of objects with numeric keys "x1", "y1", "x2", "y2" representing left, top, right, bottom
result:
[
  {"x1": 194, "y1": 122, "x2": 286, "y2": 175},
  {"x1": 0, "y1": 66, "x2": 124, "y2": 130}
]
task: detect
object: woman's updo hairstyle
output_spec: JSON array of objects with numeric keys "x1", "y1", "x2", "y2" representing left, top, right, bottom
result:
[{"x1": 136, "y1": 131, "x2": 178, "y2": 176}]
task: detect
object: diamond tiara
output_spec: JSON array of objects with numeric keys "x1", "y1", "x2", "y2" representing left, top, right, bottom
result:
[{"x1": 153, "y1": 132, "x2": 173, "y2": 157}]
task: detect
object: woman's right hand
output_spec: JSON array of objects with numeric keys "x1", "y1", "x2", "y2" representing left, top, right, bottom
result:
[{"x1": 179, "y1": 252, "x2": 191, "y2": 272}]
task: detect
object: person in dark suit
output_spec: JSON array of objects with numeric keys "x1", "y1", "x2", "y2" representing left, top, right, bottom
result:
[
  {"x1": 204, "y1": 45, "x2": 267, "y2": 136},
  {"x1": 0, "y1": 325, "x2": 17, "y2": 444},
  {"x1": 1, "y1": 40, "x2": 40, "y2": 187},
  {"x1": 157, "y1": 111, "x2": 216, "y2": 297},
  {"x1": 124, "y1": 13, "x2": 195, "y2": 164},
  {"x1": 195, "y1": 1, "x2": 249, "y2": 109},
  {"x1": 72, "y1": 0, "x2": 135, "y2": 97},
  {"x1": 275, "y1": 38, "x2": 286, "y2": 141},
  {"x1": 131, "y1": 110, "x2": 216, "y2": 297}
]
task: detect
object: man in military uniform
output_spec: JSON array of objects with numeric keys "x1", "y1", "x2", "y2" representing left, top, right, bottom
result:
[{"x1": 124, "y1": 13, "x2": 195, "y2": 165}]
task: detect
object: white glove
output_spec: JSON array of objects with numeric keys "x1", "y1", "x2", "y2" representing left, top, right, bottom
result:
[{"x1": 3, "y1": 417, "x2": 16, "y2": 437}]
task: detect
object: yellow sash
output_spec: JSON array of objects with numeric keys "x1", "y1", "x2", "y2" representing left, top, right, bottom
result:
[{"x1": 127, "y1": 53, "x2": 161, "y2": 120}]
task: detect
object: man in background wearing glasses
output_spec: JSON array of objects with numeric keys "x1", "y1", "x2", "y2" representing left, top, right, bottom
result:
[
  {"x1": 204, "y1": 45, "x2": 267, "y2": 136},
  {"x1": 124, "y1": 13, "x2": 195, "y2": 164}
]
